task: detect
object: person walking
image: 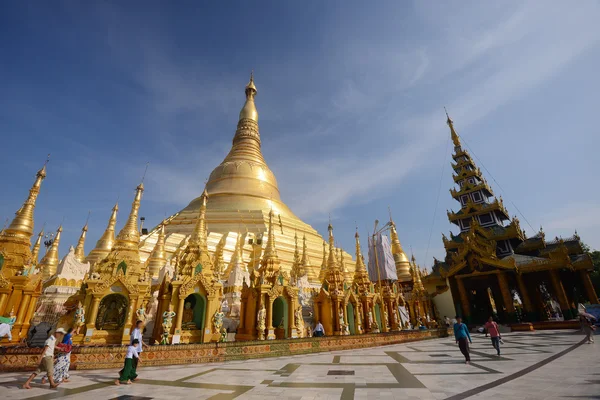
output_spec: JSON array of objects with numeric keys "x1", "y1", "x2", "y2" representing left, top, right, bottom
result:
[
  {"x1": 42, "y1": 327, "x2": 73, "y2": 385},
  {"x1": 453, "y1": 316, "x2": 472, "y2": 364},
  {"x1": 580, "y1": 315, "x2": 595, "y2": 344},
  {"x1": 115, "y1": 339, "x2": 142, "y2": 385},
  {"x1": 313, "y1": 321, "x2": 325, "y2": 337},
  {"x1": 130, "y1": 320, "x2": 149, "y2": 372},
  {"x1": 23, "y1": 328, "x2": 65, "y2": 389},
  {"x1": 484, "y1": 316, "x2": 502, "y2": 355}
]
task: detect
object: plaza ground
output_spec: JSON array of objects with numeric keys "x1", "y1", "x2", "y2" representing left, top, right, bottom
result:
[{"x1": 1, "y1": 330, "x2": 597, "y2": 399}]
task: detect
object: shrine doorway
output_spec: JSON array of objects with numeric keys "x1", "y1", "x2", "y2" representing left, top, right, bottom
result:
[
  {"x1": 272, "y1": 297, "x2": 288, "y2": 338},
  {"x1": 182, "y1": 293, "x2": 206, "y2": 334},
  {"x1": 374, "y1": 303, "x2": 383, "y2": 331},
  {"x1": 346, "y1": 303, "x2": 356, "y2": 335},
  {"x1": 96, "y1": 293, "x2": 128, "y2": 331}
]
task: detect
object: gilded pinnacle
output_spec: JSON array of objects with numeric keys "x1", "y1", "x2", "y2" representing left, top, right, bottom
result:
[{"x1": 86, "y1": 203, "x2": 118, "y2": 268}]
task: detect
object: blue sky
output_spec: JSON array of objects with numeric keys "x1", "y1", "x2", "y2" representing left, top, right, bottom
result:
[{"x1": 1, "y1": 1, "x2": 599, "y2": 267}]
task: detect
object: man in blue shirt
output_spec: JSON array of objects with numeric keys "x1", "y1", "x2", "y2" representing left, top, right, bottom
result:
[{"x1": 453, "y1": 316, "x2": 472, "y2": 364}]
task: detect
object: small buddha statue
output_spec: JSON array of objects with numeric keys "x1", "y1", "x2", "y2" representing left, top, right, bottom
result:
[{"x1": 182, "y1": 302, "x2": 196, "y2": 330}]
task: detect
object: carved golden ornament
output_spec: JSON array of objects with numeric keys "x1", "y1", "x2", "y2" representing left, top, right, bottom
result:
[
  {"x1": 91, "y1": 271, "x2": 140, "y2": 295},
  {"x1": 178, "y1": 272, "x2": 219, "y2": 299}
]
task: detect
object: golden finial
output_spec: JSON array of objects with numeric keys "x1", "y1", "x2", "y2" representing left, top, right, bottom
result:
[
  {"x1": 74, "y1": 212, "x2": 90, "y2": 263},
  {"x1": 39, "y1": 225, "x2": 63, "y2": 280},
  {"x1": 445, "y1": 107, "x2": 461, "y2": 147},
  {"x1": 147, "y1": 221, "x2": 167, "y2": 279},
  {"x1": 114, "y1": 181, "x2": 144, "y2": 249},
  {"x1": 86, "y1": 203, "x2": 119, "y2": 268},
  {"x1": 301, "y1": 233, "x2": 310, "y2": 268},
  {"x1": 239, "y1": 71, "x2": 258, "y2": 122},
  {"x1": 190, "y1": 189, "x2": 209, "y2": 249},
  {"x1": 31, "y1": 226, "x2": 45, "y2": 264}
]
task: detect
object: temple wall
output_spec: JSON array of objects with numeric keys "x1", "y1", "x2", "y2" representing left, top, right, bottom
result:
[{"x1": 1, "y1": 329, "x2": 450, "y2": 372}]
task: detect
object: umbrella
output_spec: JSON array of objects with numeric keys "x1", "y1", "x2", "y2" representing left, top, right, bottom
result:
[{"x1": 579, "y1": 312, "x2": 597, "y2": 320}]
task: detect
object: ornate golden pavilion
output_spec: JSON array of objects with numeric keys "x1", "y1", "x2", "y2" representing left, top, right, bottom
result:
[{"x1": 425, "y1": 114, "x2": 598, "y2": 324}]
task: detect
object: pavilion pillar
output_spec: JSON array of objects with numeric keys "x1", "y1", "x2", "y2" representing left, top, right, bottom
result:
[
  {"x1": 549, "y1": 269, "x2": 573, "y2": 320},
  {"x1": 87, "y1": 296, "x2": 101, "y2": 330},
  {"x1": 580, "y1": 270, "x2": 599, "y2": 304},
  {"x1": 174, "y1": 297, "x2": 185, "y2": 335},
  {"x1": 497, "y1": 272, "x2": 516, "y2": 323},
  {"x1": 0, "y1": 292, "x2": 9, "y2": 315},
  {"x1": 516, "y1": 273, "x2": 537, "y2": 321},
  {"x1": 456, "y1": 277, "x2": 471, "y2": 324}
]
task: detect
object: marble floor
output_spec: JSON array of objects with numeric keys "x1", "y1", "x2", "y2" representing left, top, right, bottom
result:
[{"x1": 1, "y1": 330, "x2": 598, "y2": 399}]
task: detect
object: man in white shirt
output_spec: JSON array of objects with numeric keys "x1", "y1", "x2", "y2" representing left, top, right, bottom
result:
[
  {"x1": 23, "y1": 328, "x2": 65, "y2": 389},
  {"x1": 313, "y1": 321, "x2": 325, "y2": 337},
  {"x1": 130, "y1": 320, "x2": 149, "y2": 371}
]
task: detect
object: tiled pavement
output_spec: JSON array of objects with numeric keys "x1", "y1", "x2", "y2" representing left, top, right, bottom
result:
[{"x1": 1, "y1": 330, "x2": 597, "y2": 399}]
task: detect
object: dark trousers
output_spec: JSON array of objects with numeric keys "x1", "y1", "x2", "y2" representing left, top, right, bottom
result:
[
  {"x1": 491, "y1": 337, "x2": 500, "y2": 354},
  {"x1": 458, "y1": 338, "x2": 470, "y2": 361},
  {"x1": 132, "y1": 356, "x2": 139, "y2": 370}
]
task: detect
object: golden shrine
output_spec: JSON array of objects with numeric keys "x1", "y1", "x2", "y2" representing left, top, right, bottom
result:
[
  {"x1": 152, "y1": 190, "x2": 224, "y2": 344},
  {"x1": 424, "y1": 113, "x2": 598, "y2": 325},
  {"x1": 57, "y1": 182, "x2": 153, "y2": 344},
  {"x1": 236, "y1": 209, "x2": 300, "y2": 341},
  {"x1": 314, "y1": 223, "x2": 404, "y2": 335},
  {"x1": 0, "y1": 162, "x2": 47, "y2": 343}
]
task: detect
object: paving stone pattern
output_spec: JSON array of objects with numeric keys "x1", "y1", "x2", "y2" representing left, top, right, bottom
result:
[{"x1": 1, "y1": 330, "x2": 597, "y2": 399}]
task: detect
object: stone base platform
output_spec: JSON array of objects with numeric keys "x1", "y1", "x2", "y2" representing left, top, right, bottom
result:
[
  {"x1": 510, "y1": 320, "x2": 581, "y2": 331},
  {"x1": 0, "y1": 328, "x2": 449, "y2": 372}
]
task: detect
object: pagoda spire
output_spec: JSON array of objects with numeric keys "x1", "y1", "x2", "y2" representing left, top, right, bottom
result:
[
  {"x1": 86, "y1": 203, "x2": 118, "y2": 268},
  {"x1": 227, "y1": 232, "x2": 246, "y2": 276},
  {"x1": 300, "y1": 233, "x2": 310, "y2": 272},
  {"x1": 411, "y1": 256, "x2": 425, "y2": 292},
  {"x1": 389, "y1": 219, "x2": 411, "y2": 282},
  {"x1": 39, "y1": 225, "x2": 62, "y2": 280},
  {"x1": 73, "y1": 221, "x2": 89, "y2": 263},
  {"x1": 326, "y1": 223, "x2": 338, "y2": 271},
  {"x1": 291, "y1": 231, "x2": 301, "y2": 280},
  {"x1": 190, "y1": 188, "x2": 209, "y2": 251},
  {"x1": 259, "y1": 209, "x2": 280, "y2": 282},
  {"x1": 319, "y1": 241, "x2": 328, "y2": 282},
  {"x1": 353, "y1": 230, "x2": 371, "y2": 290},
  {"x1": 147, "y1": 222, "x2": 167, "y2": 279},
  {"x1": 0, "y1": 155, "x2": 50, "y2": 250},
  {"x1": 444, "y1": 113, "x2": 512, "y2": 251},
  {"x1": 31, "y1": 228, "x2": 44, "y2": 265},
  {"x1": 114, "y1": 182, "x2": 144, "y2": 251},
  {"x1": 445, "y1": 108, "x2": 461, "y2": 147}
]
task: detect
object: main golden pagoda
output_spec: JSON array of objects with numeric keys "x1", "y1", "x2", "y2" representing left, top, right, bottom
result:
[{"x1": 138, "y1": 74, "x2": 355, "y2": 284}]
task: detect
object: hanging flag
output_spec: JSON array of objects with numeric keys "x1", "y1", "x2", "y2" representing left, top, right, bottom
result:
[{"x1": 367, "y1": 233, "x2": 398, "y2": 282}]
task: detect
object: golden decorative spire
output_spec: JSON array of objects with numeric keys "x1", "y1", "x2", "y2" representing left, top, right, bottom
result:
[
  {"x1": 147, "y1": 221, "x2": 167, "y2": 278},
  {"x1": 213, "y1": 234, "x2": 227, "y2": 279},
  {"x1": 73, "y1": 221, "x2": 89, "y2": 263},
  {"x1": 86, "y1": 203, "x2": 118, "y2": 268},
  {"x1": 39, "y1": 225, "x2": 62, "y2": 280},
  {"x1": 445, "y1": 108, "x2": 461, "y2": 147},
  {"x1": 291, "y1": 231, "x2": 301, "y2": 279},
  {"x1": 239, "y1": 71, "x2": 258, "y2": 123},
  {"x1": 319, "y1": 240, "x2": 328, "y2": 282},
  {"x1": 114, "y1": 183, "x2": 144, "y2": 250},
  {"x1": 226, "y1": 232, "x2": 246, "y2": 277},
  {"x1": 326, "y1": 223, "x2": 337, "y2": 271},
  {"x1": 190, "y1": 188, "x2": 209, "y2": 250},
  {"x1": 353, "y1": 230, "x2": 370, "y2": 289},
  {"x1": 389, "y1": 219, "x2": 411, "y2": 282},
  {"x1": 300, "y1": 233, "x2": 311, "y2": 269},
  {"x1": 1, "y1": 158, "x2": 48, "y2": 243},
  {"x1": 31, "y1": 228, "x2": 44, "y2": 265},
  {"x1": 259, "y1": 209, "x2": 280, "y2": 282},
  {"x1": 411, "y1": 260, "x2": 425, "y2": 292}
]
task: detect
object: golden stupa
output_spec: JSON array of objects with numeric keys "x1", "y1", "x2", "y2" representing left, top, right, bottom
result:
[{"x1": 139, "y1": 74, "x2": 355, "y2": 282}]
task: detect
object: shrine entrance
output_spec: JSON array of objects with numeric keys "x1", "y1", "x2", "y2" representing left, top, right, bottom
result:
[
  {"x1": 272, "y1": 297, "x2": 288, "y2": 339},
  {"x1": 182, "y1": 293, "x2": 206, "y2": 335},
  {"x1": 346, "y1": 303, "x2": 356, "y2": 335}
]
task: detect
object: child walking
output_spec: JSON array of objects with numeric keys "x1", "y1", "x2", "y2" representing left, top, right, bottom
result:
[{"x1": 115, "y1": 338, "x2": 141, "y2": 385}]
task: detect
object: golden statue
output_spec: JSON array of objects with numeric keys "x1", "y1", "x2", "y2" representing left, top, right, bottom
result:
[
  {"x1": 256, "y1": 304, "x2": 266, "y2": 340},
  {"x1": 182, "y1": 302, "x2": 195, "y2": 330},
  {"x1": 73, "y1": 301, "x2": 85, "y2": 335},
  {"x1": 295, "y1": 306, "x2": 304, "y2": 338}
]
